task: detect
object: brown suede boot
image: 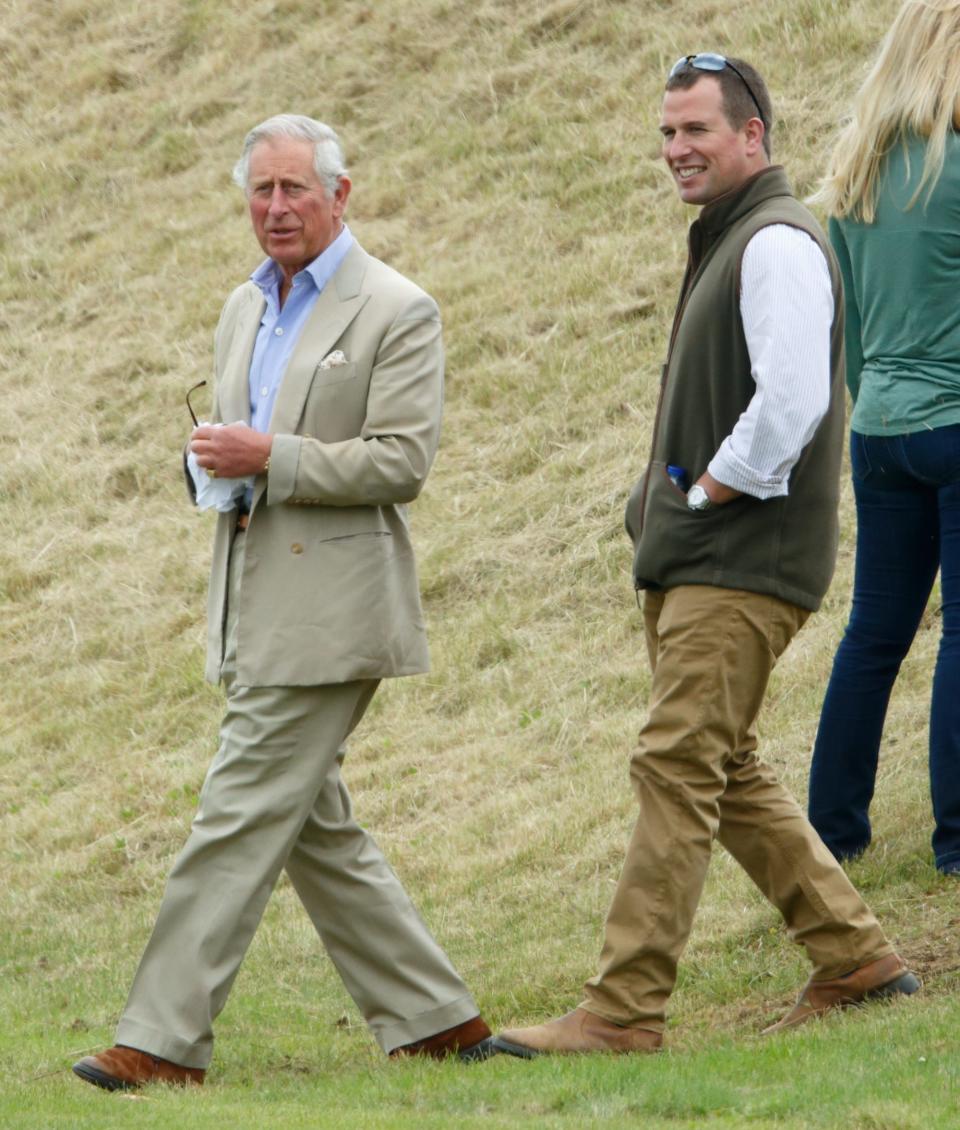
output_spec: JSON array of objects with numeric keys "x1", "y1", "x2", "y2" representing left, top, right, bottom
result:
[
  {"x1": 763, "y1": 953, "x2": 920, "y2": 1034},
  {"x1": 389, "y1": 1015, "x2": 496, "y2": 1062},
  {"x1": 493, "y1": 1008, "x2": 663, "y2": 1057},
  {"x1": 73, "y1": 1045, "x2": 205, "y2": 1091}
]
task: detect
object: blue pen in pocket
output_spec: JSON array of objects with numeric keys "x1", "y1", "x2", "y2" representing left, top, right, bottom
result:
[{"x1": 666, "y1": 465, "x2": 689, "y2": 491}]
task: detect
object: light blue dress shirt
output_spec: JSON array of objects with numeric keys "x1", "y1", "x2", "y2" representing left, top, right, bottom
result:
[{"x1": 247, "y1": 223, "x2": 355, "y2": 433}]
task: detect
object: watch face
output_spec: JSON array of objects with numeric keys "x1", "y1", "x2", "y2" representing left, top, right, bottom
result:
[{"x1": 687, "y1": 485, "x2": 711, "y2": 510}]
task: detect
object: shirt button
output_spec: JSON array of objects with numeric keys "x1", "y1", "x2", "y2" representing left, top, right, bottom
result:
[
  {"x1": 260, "y1": 387, "x2": 268, "y2": 397},
  {"x1": 274, "y1": 327, "x2": 284, "y2": 336},
  {"x1": 291, "y1": 543, "x2": 304, "y2": 555}
]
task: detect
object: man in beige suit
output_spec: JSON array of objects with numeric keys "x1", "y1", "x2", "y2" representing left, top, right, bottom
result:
[{"x1": 73, "y1": 115, "x2": 493, "y2": 1091}]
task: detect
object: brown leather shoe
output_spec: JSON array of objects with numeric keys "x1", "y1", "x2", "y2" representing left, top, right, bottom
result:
[
  {"x1": 493, "y1": 1007, "x2": 663, "y2": 1057},
  {"x1": 762, "y1": 953, "x2": 921, "y2": 1035},
  {"x1": 72, "y1": 1045, "x2": 205, "y2": 1091},
  {"x1": 389, "y1": 1015, "x2": 496, "y2": 1062}
]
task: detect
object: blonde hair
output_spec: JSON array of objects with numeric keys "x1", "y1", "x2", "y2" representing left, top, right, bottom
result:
[{"x1": 813, "y1": 0, "x2": 960, "y2": 221}]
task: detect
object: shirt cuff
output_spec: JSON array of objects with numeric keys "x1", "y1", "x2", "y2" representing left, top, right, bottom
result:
[{"x1": 708, "y1": 443, "x2": 789, "y2": 500}]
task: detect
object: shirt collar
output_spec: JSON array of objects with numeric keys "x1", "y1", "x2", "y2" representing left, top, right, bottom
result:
[{"x1": 249, "y1": 223, "x2": 355, "y2": 300}]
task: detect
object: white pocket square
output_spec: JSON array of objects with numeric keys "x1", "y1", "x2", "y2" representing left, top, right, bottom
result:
[{"x1": 319, "y1": 350, "x2": 348, "y2": 370}]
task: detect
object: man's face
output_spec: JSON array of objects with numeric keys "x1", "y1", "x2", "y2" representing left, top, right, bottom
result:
[
  {"x1": 659, "y1": 76, "x2": 764, "y2": 206},
  {"x1": 247, "y1": 136, "x2": 351, "y2": 274}
]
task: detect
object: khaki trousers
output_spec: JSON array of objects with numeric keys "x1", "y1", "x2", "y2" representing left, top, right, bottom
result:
[
  {"x1": 116, "y1": 533, "x2": 476, "y2": 1068},
  {"x1": 582, "y1": 584, "x2": 892, "y2": 1030}
]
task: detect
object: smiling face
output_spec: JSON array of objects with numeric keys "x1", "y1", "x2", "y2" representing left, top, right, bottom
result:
[
  {"x1": 659, "y1": 76, "x2": 767, "y2": 206},
  {"x1": 246, "y1": 136, "x2": 351, "y2": 283}
]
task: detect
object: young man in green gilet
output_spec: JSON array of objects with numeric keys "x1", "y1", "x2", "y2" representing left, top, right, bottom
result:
[{"x1": 493, "y1": 55, "x2": 918, "y2": 1057}]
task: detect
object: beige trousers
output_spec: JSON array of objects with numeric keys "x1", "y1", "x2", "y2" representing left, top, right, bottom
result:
[
  {"x1": 582, "y1": 584, "x2": 893, "y2": 1030},
  {"x1": 116, "y1": 533, "x2": 476, "y2": 1068}
]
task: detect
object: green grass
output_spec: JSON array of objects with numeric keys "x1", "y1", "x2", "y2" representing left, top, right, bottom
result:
[
  {"x1": 4, "y1": 0, "x2": 959, "y2": 1126},
  {"x1": 7, "y1": 1001, "x2": 960, "y2": 1128}
]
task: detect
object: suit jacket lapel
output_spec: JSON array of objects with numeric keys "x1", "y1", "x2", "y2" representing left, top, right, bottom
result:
[
  {"x1": 268, "y1": 243, "x2": 370, "y2": 435},
  {"x1": 219, "y1": 286, "x2": 263, "y2": 425}
]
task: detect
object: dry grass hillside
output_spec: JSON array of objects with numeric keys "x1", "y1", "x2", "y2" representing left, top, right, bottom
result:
[{"x1": 3, "y1": 0, "x2": 958, "y2": 1120}]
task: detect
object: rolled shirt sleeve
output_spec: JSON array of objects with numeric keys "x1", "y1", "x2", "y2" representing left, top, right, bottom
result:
[{"x1": 707, "y1": 224, "x2": 833, "y2": 499}]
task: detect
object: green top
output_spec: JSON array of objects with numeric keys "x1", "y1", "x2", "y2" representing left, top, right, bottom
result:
[{"x1": 830, "y1": 133, "x2": 960, "y2": 436}]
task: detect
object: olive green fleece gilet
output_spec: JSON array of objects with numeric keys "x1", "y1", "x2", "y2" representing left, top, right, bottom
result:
[{"x1": 625, "y1": 166, "x2": 846, "y2": 613}]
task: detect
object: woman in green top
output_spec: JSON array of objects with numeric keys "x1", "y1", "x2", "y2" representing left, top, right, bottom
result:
[{"x1": 808, "y1": 0, "x2": 960, "y2": 875}]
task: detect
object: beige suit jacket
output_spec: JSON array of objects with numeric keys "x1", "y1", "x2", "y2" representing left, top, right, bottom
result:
[{"x1": 201, "y1": 243, "x2": 442, "y2": 687}]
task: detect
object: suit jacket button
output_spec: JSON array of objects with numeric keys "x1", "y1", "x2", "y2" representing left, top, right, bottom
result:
[{"x1": 291, "y1": 542, "x2": 304, "y2": 554}]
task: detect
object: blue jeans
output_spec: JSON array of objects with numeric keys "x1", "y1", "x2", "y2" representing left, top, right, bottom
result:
[{"x1": 808, "y1": 426, "x2": 960, "y2": 872}]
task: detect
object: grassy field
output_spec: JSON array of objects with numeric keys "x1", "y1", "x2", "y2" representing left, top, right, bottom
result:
[{"x1": 3, "y1": 0, "x2": 958, "y2": 1126}]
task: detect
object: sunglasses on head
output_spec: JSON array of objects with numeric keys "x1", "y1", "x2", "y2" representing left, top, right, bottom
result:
[{"x1": 669, "y1": 53, "x2": 766, "y2": 126}]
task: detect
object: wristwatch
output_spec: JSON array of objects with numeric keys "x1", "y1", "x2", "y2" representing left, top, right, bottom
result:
[{"x1": 686, "y1": 484, "x2": 713, "y2": 512}]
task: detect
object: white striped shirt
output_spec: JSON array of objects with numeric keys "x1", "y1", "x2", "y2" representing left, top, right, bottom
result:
[{"x1": 706, "y1": 224, "x2": 834, "y2": 499}]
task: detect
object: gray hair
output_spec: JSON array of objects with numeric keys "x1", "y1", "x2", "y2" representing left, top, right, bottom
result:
[{"x1": 232, "y1": 114, "x2": 348, "y2": 194}]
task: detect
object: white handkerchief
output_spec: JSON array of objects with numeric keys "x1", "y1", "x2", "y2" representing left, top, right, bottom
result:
[
  {"x1": 319, "y1": 350, "x2": 348, "y2": 369},
  {"x1": 187, "y1": 422, "x2": 255, "y2": 512}
]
